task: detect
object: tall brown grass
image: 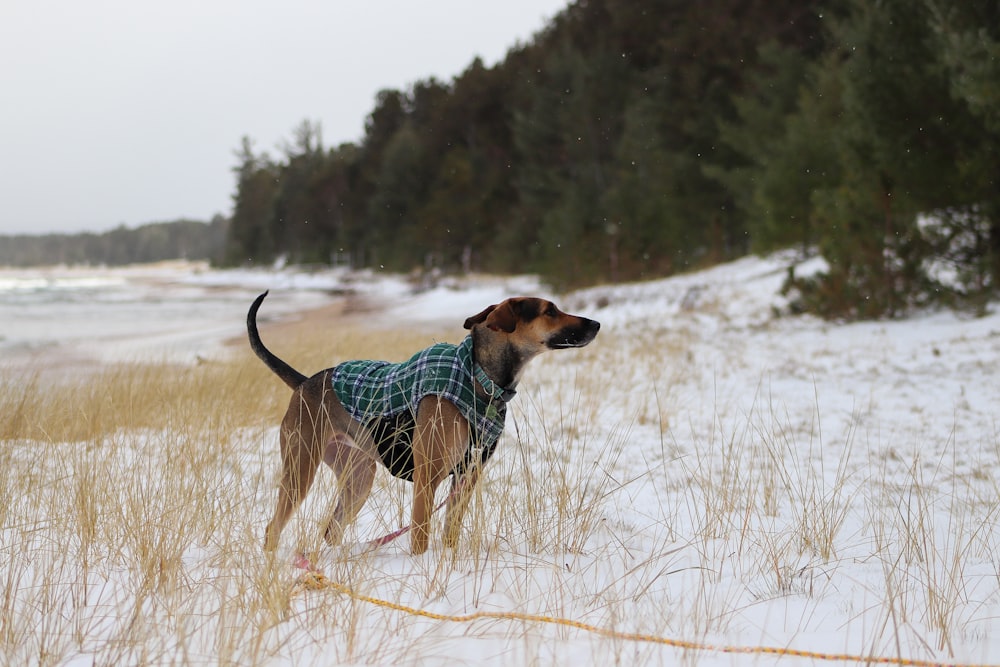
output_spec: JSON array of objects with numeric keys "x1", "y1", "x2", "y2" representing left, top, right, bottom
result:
[{"x1": 1, "y1": 323, "x2": 997, "y2": 665}]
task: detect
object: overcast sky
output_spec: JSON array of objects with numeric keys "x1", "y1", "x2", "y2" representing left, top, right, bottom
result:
[{"x1": 0, "y1": 0, "x2": 569, "y2": 235}]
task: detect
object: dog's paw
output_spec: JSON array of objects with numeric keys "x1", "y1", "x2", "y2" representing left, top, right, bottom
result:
[
  {"x1": 442, "y1": 527, "x2": 461, "y2": 550},
  {"x1": 410, "y1": 533, "x2": 430, "y2": 555}
]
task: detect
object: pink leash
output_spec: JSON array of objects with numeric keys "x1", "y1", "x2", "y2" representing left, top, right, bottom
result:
[
  {"x1": 366, "y1": 494, "x2": 451, "y2": 548},
  {"x1": 293, "y1": 477, "x2": 469, "y2": 570}
]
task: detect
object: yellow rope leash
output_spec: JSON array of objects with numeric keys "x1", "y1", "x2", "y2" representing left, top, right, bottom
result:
[{"x1": 291, "y1": 571, "x2": 995, "y2": 667}]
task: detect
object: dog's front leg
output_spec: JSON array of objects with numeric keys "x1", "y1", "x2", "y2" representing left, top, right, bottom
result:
[
  {"x1": 443, "y1": 465, "x2": 480, "y2": 550},
  {"x1": 410, "y1": 464, "x2": 438, "y2": 555},
  {"x1": 411, "y1": 397, "x2": 469, "y2": 555}
]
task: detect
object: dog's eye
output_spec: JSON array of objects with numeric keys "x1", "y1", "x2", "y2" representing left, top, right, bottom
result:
[{"x1": 545, "y1": 304, "x2": 558, "y2": 317}]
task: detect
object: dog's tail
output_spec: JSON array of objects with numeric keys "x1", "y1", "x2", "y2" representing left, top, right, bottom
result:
[{"x1": 247, "y1": 291, "x2": 309, "y2": 390}]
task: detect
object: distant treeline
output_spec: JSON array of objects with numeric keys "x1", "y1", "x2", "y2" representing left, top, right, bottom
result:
[
  {"x1": 221, "y1": 0, "x2": 1000, "y2": 318},
  {"x1": 0, "y1": 218, "x2": 227, "y2": 267}
]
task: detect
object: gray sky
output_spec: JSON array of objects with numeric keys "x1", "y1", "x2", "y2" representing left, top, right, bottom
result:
[{"x1": 0, "y1": 0, "x2": 568, "y2": 235}]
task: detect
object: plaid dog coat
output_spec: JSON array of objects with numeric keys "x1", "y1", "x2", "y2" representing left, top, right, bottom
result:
[{"x1": 330, "y1": 335, "x2": 511, "y2": 481}]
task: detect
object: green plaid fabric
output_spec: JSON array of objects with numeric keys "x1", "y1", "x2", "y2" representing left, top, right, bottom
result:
[{"x1": 330, "y1": 335, "x2": 508, "y2": 468}]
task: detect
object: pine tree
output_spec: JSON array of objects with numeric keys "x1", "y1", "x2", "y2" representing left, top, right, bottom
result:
[{"x1": 224, "y1": 136, "x2": 278, "y2": 265}]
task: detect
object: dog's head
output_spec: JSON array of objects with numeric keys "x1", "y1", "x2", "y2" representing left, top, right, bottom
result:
[{"x1": 464, "y1": 297, "x2": 600, "y2": 351}]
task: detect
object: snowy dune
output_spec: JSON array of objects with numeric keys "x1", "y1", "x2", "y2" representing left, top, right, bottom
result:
[{"x1": 2, "y1": 254, "x2": 999, "y2": 666}]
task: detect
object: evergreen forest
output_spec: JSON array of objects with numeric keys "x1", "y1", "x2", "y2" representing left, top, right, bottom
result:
[
  {"x1": 5, "y1": 0, "x2": 998, "y2": 320},
  {"x1": 222, "y1": 0, "x2": 1000, "y2": 318},
  {"x1": 0, "y1": 218, "x2": 228, "y2": 268}
]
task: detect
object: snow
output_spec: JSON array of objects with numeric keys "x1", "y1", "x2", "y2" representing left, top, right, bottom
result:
[{"x1": 2, "y1": 253, "x2": 999, "y2": 666}]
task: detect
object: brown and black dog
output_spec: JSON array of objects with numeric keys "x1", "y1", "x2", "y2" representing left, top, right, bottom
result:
[{"x1": 248, "y1": 293, "x2": 600, "y2": 555}]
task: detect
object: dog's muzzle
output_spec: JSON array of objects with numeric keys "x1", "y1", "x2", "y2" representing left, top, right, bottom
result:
[{"x1": 547, "y1": 318, "x2": 600, "y2": 349}]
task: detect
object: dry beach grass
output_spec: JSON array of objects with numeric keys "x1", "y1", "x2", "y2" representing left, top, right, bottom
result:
[{"x1": 2, "y1": 265, "x2": 1000, "y2": 666}]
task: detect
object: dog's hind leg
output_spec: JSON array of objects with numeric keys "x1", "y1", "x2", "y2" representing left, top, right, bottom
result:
[
  {"x1": 264, "y1": 423, "x2": 323, "y2": 552},
  {"x1": 322, "y1": 433, "x2": 377, "y2": 547}
]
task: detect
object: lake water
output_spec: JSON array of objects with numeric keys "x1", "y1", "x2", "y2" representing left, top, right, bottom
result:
[{"x1": 0, "y1": 262, "x2": 347, "y2": 372}]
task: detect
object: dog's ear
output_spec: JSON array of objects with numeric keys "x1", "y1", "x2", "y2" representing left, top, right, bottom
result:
[
  {"x1": 464, "y1": 301, "x2": 518, "y2": 333},
  {"x1": 464, "y1": 304, "x2": 495, "y2": 330}
]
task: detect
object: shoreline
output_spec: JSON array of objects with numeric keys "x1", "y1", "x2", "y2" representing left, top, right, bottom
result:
[
  {"x1": 0, "y1": 291, "x2": 464, "y2": 384},
  {"x1": 0, "y1": 266, "x2": 536, "y2": 384}
]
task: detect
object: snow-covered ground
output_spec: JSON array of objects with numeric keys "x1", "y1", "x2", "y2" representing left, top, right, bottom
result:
[{"x1": 2, "y1": 254, "x2": 999, "y2": 666}]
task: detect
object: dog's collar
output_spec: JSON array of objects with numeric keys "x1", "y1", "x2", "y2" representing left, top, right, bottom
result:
[{"x1": 474, "y1": 364, "x2": 516, "y2": 403}]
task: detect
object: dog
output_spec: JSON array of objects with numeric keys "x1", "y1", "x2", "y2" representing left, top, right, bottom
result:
[{"x1": 247, "y1": 292, "x2": 600, "y2": 555}]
